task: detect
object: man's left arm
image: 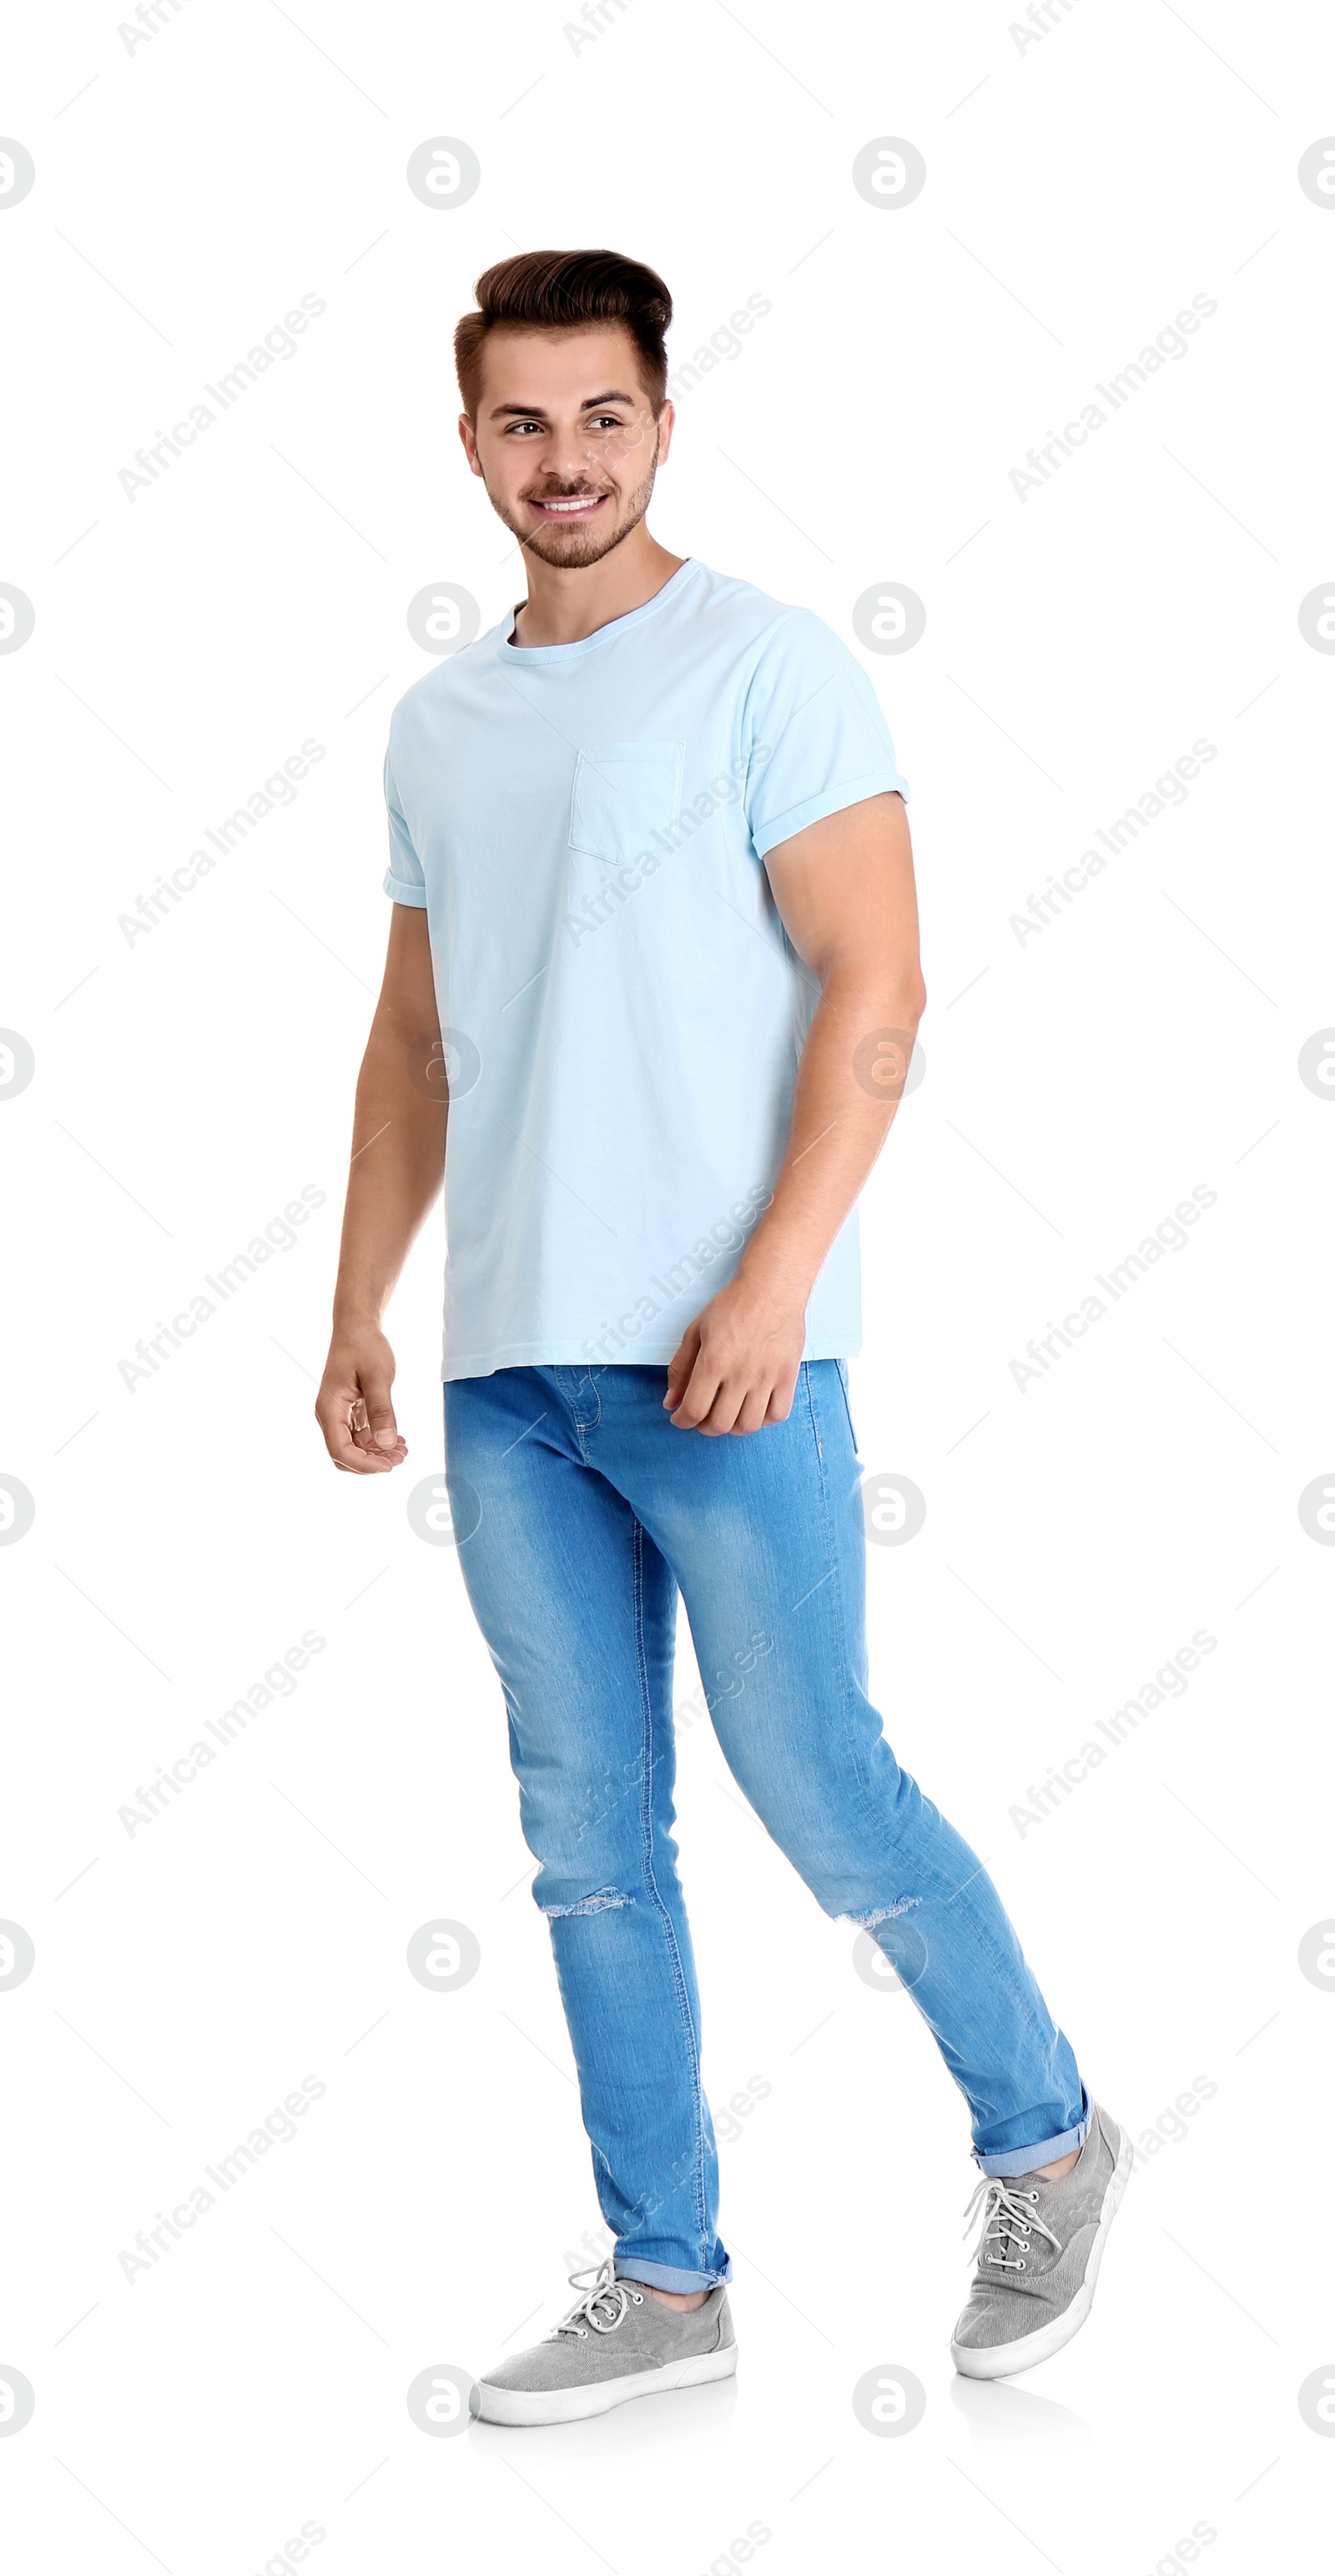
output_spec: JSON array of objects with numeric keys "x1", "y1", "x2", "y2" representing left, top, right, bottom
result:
[{"x1": 664, "y1": 789, "x2": 924, "y2": 1434}]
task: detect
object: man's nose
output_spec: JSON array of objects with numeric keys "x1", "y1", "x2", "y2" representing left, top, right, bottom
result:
[{"x1": 540, "y1": 438, "x2": 603, "y2": 483}]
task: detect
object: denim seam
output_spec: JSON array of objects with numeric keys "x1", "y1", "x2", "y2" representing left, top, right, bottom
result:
[
  {"x1": 835, "y1": 1358, "x2": 859, "y2": 1454},
  {"x1": 557, "y1": 1363, "x2": 601, "y2": 1453},
  {"x1": 932, "y1": 1844, "x2": 1081, "y2": 2093},
  {"x1": 801, "y1": 1365, "x2": 881, "y2": 1829},
  {"x1": 801, "y1": 1358, "x2": 824, "y2": 1466},
  {"x1": 890, "y1": 1827, "x2": 1077, "y2": 2131},
  {"x1": 630, "y1": 1510, "x2": 710, "y2": 2266},
  {"x1": 924, "y1": 1871, "x2": 1086, "y2": 2153}
]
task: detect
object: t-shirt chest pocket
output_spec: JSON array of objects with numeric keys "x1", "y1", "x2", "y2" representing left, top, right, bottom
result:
[{"x1": 568, "y1": 741, "x2": 685, "y2": 867}]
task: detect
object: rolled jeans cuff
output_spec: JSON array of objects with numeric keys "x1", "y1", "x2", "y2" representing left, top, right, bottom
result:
[
  {"x1": 615, "y1": 2254, "x2": 733, "y2": 2293},
  {"x1": 972, "y1": 2089, "x2": 1092, "y2": 2179}
]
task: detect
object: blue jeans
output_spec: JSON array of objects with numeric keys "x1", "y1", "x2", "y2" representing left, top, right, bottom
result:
[{"x1": 443, "y1": 1361, "x2": 1088, "y2": 2293}]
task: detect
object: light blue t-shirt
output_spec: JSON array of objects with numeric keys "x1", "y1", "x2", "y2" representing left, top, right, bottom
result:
[{"x1": 383, "y1": 557, "x2": 909, "y2": 1382}]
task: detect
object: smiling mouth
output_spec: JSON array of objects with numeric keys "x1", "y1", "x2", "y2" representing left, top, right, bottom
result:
[{"x1": 527, "y1": 492, "x2": 610, "y2": 518}]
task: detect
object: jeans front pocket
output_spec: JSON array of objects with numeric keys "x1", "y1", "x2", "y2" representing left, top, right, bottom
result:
[{"x1": 568, "y1": 741, "x2": 685, "y2": 866}]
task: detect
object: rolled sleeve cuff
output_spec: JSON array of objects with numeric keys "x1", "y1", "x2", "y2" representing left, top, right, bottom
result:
[
  {"x1": 750, "y1": 767, "x2": 909, "y2": 862},
  {"x1": 383, "y1": 868, "x2": 428, "y2": 907}
]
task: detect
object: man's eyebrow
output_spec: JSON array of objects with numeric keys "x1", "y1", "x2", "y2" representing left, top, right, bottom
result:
[{"x1": 487, "y1": 389, "x2": 640, "y2": 419}]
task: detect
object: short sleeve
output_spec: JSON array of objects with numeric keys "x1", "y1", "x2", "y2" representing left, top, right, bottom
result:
[
  {"x1": 742, "y1": 611, "x2": 909, "y2": 862},
  {"x1": 383, "y1": 743, "x2": 428, "y2": 906}
]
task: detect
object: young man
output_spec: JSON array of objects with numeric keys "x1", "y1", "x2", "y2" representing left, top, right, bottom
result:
[{"x1": 315, "y1": 249, "x2": 1129, "y2": 2425}]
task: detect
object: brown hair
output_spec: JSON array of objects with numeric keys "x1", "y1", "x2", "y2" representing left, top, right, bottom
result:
[{"x1": 455, "y1": 248, "x2": 673, "y2": 418}]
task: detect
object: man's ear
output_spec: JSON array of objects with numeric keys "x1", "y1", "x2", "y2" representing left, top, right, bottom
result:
[{"x1": 458, "y1": 413, "x2": 483, "y2": 476}]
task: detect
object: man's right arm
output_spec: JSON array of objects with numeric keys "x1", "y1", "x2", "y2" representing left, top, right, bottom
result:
[{"x1": 315, "y1": 903, "x2": 446, "y2": 1475}]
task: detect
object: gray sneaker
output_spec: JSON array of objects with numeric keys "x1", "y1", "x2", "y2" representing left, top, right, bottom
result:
[
  {"x1": 951, "y1": 2101, "x2": 1131, "y2": 2380},
  {"x1": 471, "y1": 2256, "x2": 738, "y2": 2426}
]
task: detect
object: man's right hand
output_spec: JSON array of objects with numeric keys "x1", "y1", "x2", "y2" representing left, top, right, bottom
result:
[
  {"x1": 315, "y1": 905, "x2": 445, "y2": 1478},
  {"x1": 315, "y1": 1326, "x2": 409, "y2": 1475}
]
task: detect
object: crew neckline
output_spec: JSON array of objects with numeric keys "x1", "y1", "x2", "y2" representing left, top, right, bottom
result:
[{"x1": 501, "y1": 557, "x2": 701, "y2": 663}]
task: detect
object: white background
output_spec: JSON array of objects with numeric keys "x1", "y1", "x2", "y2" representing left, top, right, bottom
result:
[{"x1": 3, "y1": 2, "x2": 1333, "y2": 2569}]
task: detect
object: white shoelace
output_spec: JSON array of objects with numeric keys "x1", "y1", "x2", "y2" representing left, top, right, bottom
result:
[
  {"x1": 962, "y1": 2176, "x2": 1062, "y2": 2274},
  {"x1": 547, "y1": 2255, "x2": 645, "y2": 2339}
]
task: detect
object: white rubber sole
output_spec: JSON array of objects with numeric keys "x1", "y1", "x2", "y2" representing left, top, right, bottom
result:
[
  {"x1": 472, "y1": 2339, "x2": 738, "y2": 2427},
  {"x1": 950, "y1": 2119, "x2": 1134, "y2": 2382}
]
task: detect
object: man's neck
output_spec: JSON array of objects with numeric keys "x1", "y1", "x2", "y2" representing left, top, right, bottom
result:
[{"x1": 511, "y1": 527, "x2": 686, "y2": 649}]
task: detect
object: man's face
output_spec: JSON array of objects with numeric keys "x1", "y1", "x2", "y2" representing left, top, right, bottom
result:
[{"x1": 459, "y1": 325, "x2": 673, "y2": 568}]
